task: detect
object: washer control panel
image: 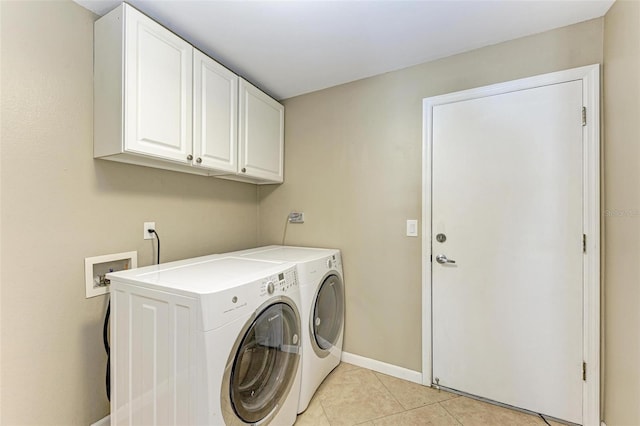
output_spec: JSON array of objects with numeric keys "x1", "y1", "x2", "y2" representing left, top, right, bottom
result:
[{"x1": 260, "y1": 266, "x2": 298, "y2": 297}]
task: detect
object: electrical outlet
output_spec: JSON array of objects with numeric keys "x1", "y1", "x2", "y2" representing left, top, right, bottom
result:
[{"x1": 144, "y1": 222, "x2": 156, "y2": 240}]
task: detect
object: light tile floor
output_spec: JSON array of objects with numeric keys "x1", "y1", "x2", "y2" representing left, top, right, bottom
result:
[{"x1": 295, "y1": 363, "x2": 565, "y2": 426}]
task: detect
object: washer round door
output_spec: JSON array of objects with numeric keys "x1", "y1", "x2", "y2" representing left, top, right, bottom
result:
[
  {"x1": 311, "y1": 273, "x2": 345, "y2": 357},
  {"x1": 223, "y1": 299, "x2": 301, "y2": 425}
]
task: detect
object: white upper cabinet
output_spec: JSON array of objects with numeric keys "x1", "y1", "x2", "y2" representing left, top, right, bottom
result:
[
  {"x1": 95, "y1": 4, "x2": 194, "y2": 170},
  {"x1": 124, "y1": 7, "x2": 193, "y2": 163},
  {"x1": 94, "y1": 3, "x2": 284, "y2": 184},
  {"x1": 238, "y1": 79, "x2": 285, "y2": 183},
  {"x1": 193, "y1": 50, "x2": 238, "y2": 173}
]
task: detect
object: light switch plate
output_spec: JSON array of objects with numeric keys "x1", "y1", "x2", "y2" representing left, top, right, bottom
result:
[{"x1": 406, "y1": 219, "x2": 418, "y2": 237}]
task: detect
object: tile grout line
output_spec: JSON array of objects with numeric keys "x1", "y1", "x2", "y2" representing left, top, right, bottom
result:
[
  {"x1": 316, "y1": 398, "x2": 333, "y2": 426},
  {"x1": 356, "y1": 371, "x2": 407, "y2": 424},
  {"x1": 371, "y1": 371, "x2": 409, "y2": 412},
  {"x1": 361, "y1": 371, "x2": 455, "y2": 425},
  {"x1": 315, "y1": 377, "x2": 339, "y2": 426},
  {"x1": 438, "y1": 400, "x2": 465, "y2": 426},
  {"x1": 374, "y1": 402, "x2": 465, "y2": 425},
  {"x1": 373, "y1": 370, "x2": 461, "y2": 409},
  {"x1": 319, "y1": 363, "x2": 465, "y2": 426},
  {"x1": 320, "y1": 366, "x2": 396, "y2": 426},
  {"x1": 314, "y1": 363, "x2": 554, "y2": 426}
]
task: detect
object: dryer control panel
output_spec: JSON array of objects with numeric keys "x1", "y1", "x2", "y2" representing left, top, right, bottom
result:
[
  {"x1": 326, "y1": 253, "x2": 342, "y2": 270},
  {"x1": 260, "y1": 267, "x2": 298, "y2": 297}
]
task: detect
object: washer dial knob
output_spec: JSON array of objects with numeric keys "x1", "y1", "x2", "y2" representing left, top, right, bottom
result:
[{"x1": 266, "y1": 281, "x2": 275, "y2": 295}]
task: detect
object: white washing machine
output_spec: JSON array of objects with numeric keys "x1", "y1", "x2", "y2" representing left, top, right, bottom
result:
[
  {"x1": 231, "y1": 246, "x2": 345, "y2": 413},
  {"x1": 107, "y1": 254, "x2": 303, "y2": 426}
]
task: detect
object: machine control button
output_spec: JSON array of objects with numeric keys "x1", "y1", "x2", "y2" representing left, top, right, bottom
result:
[
  {"x1": 266, "y1": 281, "x2": 275, "y2": 295},
  {"x1": 232, "y1": 296, "x2": 238, "y2": 303},
  {"x1": 327, "y1": 259, "x2": 333, "y2": 268}
]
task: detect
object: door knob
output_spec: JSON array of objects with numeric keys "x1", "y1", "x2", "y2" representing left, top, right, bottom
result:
[{"x1": 435, "y1": 254, "x2": 456, "y2": 264}]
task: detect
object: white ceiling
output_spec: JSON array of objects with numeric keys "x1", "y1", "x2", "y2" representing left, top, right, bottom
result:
[{"x1": 75, "y1": 0, "x2": 614, "y2": 100}]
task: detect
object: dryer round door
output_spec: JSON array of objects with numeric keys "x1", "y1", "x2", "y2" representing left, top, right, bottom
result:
[
  {"x1": 310, "y1": 273, "x2": 344, "y2": 357},
  {"x1": 223, "y1": 299, "x2": 301, "y2": 425}
]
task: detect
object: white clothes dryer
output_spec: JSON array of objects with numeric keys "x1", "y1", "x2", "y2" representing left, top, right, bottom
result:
[
  {"x1": 107, "y1": 254, "x2": 303, "y2": 426},
  {"x1": 233, "y1": 246, "x2": 345, "y2": 413}
]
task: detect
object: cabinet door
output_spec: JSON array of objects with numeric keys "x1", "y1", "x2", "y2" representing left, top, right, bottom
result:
[
  {"x1": 124, "y1": 5, "x2": 193, "y2": 164},
  {"x1": 193, "y1": 50, "x2": 238, "y2": 173},
  {"x1": 238, "y1": 79, "x2": 284, "y2": 183}
]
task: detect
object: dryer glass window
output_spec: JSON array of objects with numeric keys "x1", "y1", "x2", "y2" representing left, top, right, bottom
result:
[
  {"x1": 313, "y1": 274, "x2": 344, "y2": 351},
  {"x1": 230, "y1": 302, "x2": 300, "y2": 424}
]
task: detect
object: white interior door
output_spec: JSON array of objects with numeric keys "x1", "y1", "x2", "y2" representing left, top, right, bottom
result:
[{"x1": 431, "y1": 81, "x2": 584, "y2": 423}]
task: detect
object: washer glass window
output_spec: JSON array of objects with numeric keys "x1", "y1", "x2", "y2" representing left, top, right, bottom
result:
[
  {"x1": 230, "y1": 302, "x2": 300, "y2": 424},
  {"x1": 313, "y1": 274, "x2": 344, "y2": 351}
]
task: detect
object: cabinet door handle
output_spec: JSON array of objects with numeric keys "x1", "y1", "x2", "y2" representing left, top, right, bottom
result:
[
  {"x1": 186, "y1": 154, "x2": 193, "y2": 161},
  {"x1": 196, "y1": 157, "x2": 202, "y2": 164},
  {"x1": 241, "y1": 167, "x2": 246, "y2": 173}
]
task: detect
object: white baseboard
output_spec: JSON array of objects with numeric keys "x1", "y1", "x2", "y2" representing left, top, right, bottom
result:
[
  {"x1": 341, "y1": 351, "x2": 422, "y2": 384},
  {"x1": 91, "y1": 414, "x2": 110, "y2": 426}
]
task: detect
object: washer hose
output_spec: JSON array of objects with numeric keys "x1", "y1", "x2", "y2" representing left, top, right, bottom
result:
[{"x1": 103, "y1": 300, "x2": 110, "y2": 401}]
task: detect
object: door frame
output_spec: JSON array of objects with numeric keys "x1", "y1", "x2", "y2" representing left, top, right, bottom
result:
[{"x1": 421, "y1": 64, "x2": 600, "y2": 425}]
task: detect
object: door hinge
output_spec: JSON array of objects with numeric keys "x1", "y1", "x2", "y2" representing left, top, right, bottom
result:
[
  {"x1": 583, "y1": 361, "x2": 587, "y2": 381},
  {"x1": 582, "y1": 107, "x2": 587, "y2": 126},
  {"x1": 583, "y1": 234, "x2": 587, "y2": 253}
]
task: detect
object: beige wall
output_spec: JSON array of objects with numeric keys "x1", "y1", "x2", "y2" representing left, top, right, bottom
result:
[
  {"x1": 259, "y1": 17, "x2": 604, "y2": 374},
  {"x1": 5, "y1": 0, "x2": 638, "y2": 424},
  {"x1": 0, "y1": 1, "x2": 259, "y2": 424},
  {"x1": 603, "y1": 1, "x2": 640, "y2": 425}
]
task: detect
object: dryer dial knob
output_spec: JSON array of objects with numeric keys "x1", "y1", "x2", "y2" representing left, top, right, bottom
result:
[{"x1": 266, "y1": 281, "x2": 275, "y2": 295}]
